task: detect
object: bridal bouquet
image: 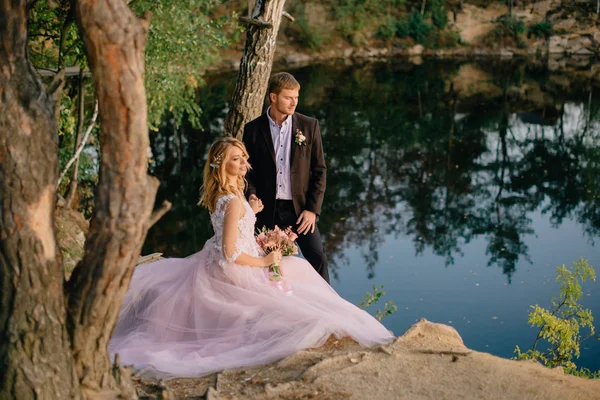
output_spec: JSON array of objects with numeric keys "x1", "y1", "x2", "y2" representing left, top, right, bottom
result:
[{"x1": 256, "y1": 226, "x2": 298, "y2": 281}]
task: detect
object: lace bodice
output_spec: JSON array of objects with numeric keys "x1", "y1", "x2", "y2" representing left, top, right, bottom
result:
[{"x1": 206, "y1": 194, "x2": 262, "y2": 266}]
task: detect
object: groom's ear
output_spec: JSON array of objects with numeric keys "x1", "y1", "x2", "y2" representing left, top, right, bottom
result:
[{"x1": 269, "y1": 92, "x2": 276, "y2": 104}]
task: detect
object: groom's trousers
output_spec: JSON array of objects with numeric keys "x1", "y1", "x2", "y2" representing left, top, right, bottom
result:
[{"x1": 273, "y1": 200, "x2": 330, "y2": 284}]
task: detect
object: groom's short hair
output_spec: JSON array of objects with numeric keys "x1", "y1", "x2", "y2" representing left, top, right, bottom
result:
[{"x1": 268, "y1": 72, "x2": 300, "y2": 96}]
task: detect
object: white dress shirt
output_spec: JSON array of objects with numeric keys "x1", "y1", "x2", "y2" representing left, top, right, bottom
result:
[{"x1": 267, "y1": 107, "x2": 293, "y2": 200}]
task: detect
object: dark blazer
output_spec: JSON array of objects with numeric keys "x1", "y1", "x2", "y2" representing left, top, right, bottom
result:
[{"x1": 243, "y1": 112, "x2": 327, "y2": 230}]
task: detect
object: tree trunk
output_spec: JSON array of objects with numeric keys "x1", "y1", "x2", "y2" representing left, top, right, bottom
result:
[
  {"x1": 65, "y1": 71, "x2": 86, "y2": 209},
  {"x1": 0, "y1": 1, "x2": 80, "y2": 398},
  {"x1": 65, "y1": 0, "x2": 158, "y2": 395},
  {"x1": 224, "y1": 0, "x2": 288, "y2": 138}
]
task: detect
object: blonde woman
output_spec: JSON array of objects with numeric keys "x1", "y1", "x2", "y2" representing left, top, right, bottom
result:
[{"x1": 110, "y1": 137, "x2": 394, "y2": 379}]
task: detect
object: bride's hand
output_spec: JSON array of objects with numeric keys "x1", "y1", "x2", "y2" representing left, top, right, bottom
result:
[
  {"x1": 249, "y1": 196, "x2": 264, "y2": 214},
  {"x1": 264, "y1": 251, "x2": 282, "y2": 267}
]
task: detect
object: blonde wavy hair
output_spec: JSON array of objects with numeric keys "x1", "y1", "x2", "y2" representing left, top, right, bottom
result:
[{"x1": 198, "y1": 137, "x2": 251, "y2": 213}]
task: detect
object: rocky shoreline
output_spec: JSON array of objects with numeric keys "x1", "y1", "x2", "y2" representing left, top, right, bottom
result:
[
  {"x1": 134, "y1": 319, "x2": 600, "y2": 399},
  {"x1": 211, "y1": 1, "x2": 600, "y2": 80}
]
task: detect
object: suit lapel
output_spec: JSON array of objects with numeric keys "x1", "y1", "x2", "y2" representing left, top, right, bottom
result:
[
  {"x1": 290, "y1": 113, "x2": 298, "y2": 169},
  {"x1": 260, "y1": 114, "x2": 276, "y2": 163}
]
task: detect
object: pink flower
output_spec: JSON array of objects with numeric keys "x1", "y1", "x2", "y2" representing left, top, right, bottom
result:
[
  {"x1": 255, "y1": 226, "x2": 299, "y2": 281},
  {"x1": 256, "y1": 232, "x2": 267, "y2": 245}
]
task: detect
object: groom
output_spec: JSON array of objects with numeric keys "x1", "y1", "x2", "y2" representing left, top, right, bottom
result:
[{"x1": 243, "y1": 72, "x2": 330, "y2": 283}]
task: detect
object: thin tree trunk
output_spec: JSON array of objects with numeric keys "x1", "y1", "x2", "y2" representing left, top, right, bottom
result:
[
  {"x1": 48, "y1": 7, "x2": 74, "y2": 122},
  {"x1": 66, "y1": 0, "x2": 158, "y2": 395},
  {"x1": 65, "y1": 70, "x2": 86, "y2": 208},
  {"x1": 57, "y1": 100, "x2": 99, "y2": 191},
  {"x1": 0, "y1": 1, "x2": 80, "y2": 398},
  {"x1": 224, "y1": 0, "x2": 288, "y2": 138}
]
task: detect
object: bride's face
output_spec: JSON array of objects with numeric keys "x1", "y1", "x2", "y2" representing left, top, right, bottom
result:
[{"x1": 224, "y1": 146, "x2": 248, "y2": 178}]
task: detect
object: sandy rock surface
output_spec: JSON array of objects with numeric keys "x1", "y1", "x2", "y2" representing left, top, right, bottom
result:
[{"x1": 135, "y1": 319, "x2": 600, "y2": 400}]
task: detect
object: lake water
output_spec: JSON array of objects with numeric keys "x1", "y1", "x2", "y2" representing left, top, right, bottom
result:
[{"x1": 143, "y1": 59, "x2": 600, "y2": 371}]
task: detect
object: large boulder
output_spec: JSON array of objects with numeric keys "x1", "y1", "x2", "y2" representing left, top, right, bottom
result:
[
  {"x1": 395, "y1": 318, "x2": 470, "y2": 354},
  {"x1": 548, "y1": 35, "x2": 568, "y2": 54},
  {"x1": 453, "y1": 3, "x2": 507, "y2": 45},
  {"x1": 566, "y1": 35, "x2": 595, "y2": 55},
  {"x1": 408, "y1": 44, "x2": 424, "y2": 56},
  {"x1": 553, "y1": 17, "x2": 577, "y2": 32}
]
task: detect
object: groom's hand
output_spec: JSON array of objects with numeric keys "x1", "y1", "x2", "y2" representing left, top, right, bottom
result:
[{"x1": 296, "y1": 210, "x2": 316, "y2": 235}]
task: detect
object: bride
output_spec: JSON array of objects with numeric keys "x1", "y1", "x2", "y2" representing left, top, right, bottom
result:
[{"x1": 110, "y1": 137, "x2": 394, "y2": 378}]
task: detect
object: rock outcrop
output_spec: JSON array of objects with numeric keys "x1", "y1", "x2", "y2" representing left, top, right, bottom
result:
[{"x1": 134, "y1": 319, "x2": 600, "y2": 400}]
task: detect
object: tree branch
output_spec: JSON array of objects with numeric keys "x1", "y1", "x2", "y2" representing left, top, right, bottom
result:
[
  {"x1": 57, "y1": 100, "x2": 98, "y2": 189},
  {"x1": 282, "y1": 11, "x2": 294, "y2": 22},
  {"x1": 148, "y1": 200, "x2": 172, "y2": 228},
  {"x1": 65, "y1": 70, "x2": 86, "y2": 207},
  {"x1": 239, "y1": 16, "x2": 273, "y2": 28}
]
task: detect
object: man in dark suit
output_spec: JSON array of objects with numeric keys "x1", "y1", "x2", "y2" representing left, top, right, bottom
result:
[{"x1": 243, "y1": 72, "x2": 329, "y2": 283}]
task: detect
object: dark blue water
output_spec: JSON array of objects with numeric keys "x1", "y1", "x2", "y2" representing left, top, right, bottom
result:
[{"x1": 144, "y1": 60, "x2": 600, "y2": 371}]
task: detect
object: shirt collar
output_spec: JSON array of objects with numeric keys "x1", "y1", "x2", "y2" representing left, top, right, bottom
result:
[{"x1": 266, "y1": 106, "x2": 291, "y2": 128}]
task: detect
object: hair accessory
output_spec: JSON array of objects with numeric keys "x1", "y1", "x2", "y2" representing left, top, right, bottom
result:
[{"x1": 210, "y1": 154, "x2": 223, "y2": 169}]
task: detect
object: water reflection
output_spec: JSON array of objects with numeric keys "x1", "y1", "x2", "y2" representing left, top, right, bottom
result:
[{"x1": 143, "y1": 60, "x2": 600, "y2": 283}]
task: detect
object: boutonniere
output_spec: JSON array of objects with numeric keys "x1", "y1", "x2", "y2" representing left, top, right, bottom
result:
[{"x1": 295, "y1": 129, "x2": 307, "y2": 146}]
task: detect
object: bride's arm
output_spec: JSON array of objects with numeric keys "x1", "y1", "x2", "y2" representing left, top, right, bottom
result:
[{"x1": 222, "y1": 197, "x2": 278, "y2": 267}]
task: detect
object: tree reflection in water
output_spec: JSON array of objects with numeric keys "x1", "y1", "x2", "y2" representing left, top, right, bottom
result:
[{"x1": 143, "y1": 60, "x2": 600, "y2": 283}]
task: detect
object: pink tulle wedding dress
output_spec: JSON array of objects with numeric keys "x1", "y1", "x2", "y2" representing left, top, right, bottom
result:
[{"x1": 109, "y1": 194, "x2": 394, "y2": 378}]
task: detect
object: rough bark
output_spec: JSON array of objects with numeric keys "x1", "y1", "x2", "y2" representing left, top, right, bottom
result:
[
  {"x1": 0, "y1": 1, "x2": 80, "y2": 398},
  {"x1": 65, "y1": 0, "x2": 158, "y2": 395},
  {"x1": 224, "y1": 0, "x2": 287, "y2": 138}
]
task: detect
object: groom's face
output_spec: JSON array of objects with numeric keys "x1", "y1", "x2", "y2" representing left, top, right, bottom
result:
[{"x1": 271, "y1": 88, "x2": 299, "y2": 116}]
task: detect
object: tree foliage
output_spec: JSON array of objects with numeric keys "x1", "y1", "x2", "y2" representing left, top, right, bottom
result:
[
  {"x1": 28, "y1": 0, "x2": 85, "y2": 69},
  {"x1": 28, "y1": 0, "x2": 240, "y2": 212},
  {"x1": 129, "y1": 0, "x2": 240, "y2": 129},
  {"x1": 514, "y1": 259, "x2": 600, "y2": 378},
  {"x1": 29, "y1": 0, "x2": 240, "y2": 130}
]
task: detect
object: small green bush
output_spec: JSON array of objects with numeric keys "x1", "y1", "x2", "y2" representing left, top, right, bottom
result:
[
  {"x1": 496, "y1": 14, "x2": 526, "y2": 38},
  {"x1": 430, "y1": 0, "x2": 448, "y2": 29},
  {"x1": 396, "y1": 18, "x2": 410, "y2": 39},
  {"x1": 359, "y1": 285, "x2": 398, "y2": 321},
  {"x1": 528, "y1": 21, "x2": 553, "y2": 38},
  {"x1": 514, "y1": 259, "x2": 600, "y2": 379},
  {"x1": 377, "y1": 15, "x2": 398, "y2": 40},
  {"x1": 397, "y1": 11, "x2": 432, "y2": 45},
  {"x1": 291, "y1": 8, "x2": 324, "y2": 49},
  {"x1": 430, "y1": 29, "x2": 461, "y2": 49}
]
